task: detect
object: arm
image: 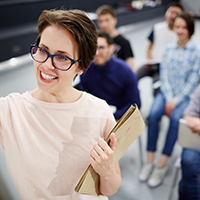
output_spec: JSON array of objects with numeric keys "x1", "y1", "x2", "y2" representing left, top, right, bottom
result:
[
  {"x1": 146, "y1": 41, "x2": 153, "y2": 63},
  {"x1": 183, "y1": 84, "x2": 200, "y2": 135},
  {"x1": 184, "y1": 84, "x2": 200, "y2": 118},
  {"x1": 119, "y1": 37, "x2": 136, "y2": 72},
  {"x1": 90, "y1": 133, "x2": 121, "y2": 196},
  {"x1": 146, "y1": 27, "x2": 154, "y2": 64},
  {"x1": 183, "y1": 115, "x2": 200, "y2": 135},
  {"x1": 160, "y1": 49, "x2": 174, "y2": 102},
  {"x1": 172, "y1": 54, "x2": 200, "y2": 105},
  {"x1": 160, "y1": 49, "x2": 177, "y2": 116},
  {"x1": 125, "y1": 57, "x2": 136, "y2": 73}
]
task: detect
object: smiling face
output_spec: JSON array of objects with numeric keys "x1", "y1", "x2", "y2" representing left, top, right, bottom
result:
[
  {"x1": 34, "y1": 25, "x2": 83, "y2": 95},
  {"x1": 174, "y1": 17, "x2": 190, "y2": 42}
]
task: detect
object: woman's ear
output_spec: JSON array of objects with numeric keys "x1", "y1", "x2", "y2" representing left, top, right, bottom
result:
[{"x1": 76, "y1": 68, "x2": 84, "y2": 76}]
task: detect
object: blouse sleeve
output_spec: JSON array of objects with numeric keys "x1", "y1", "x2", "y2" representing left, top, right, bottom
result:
[
  {"x1": 173, "y1": 51, "x2": 200, "y2": 104},
  {"x1": 160, "y1": 48, "x2": 174, "y2": 102}
]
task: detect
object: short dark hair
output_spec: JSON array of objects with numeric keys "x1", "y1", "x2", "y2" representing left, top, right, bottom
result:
[
  {"x1": 96, "y1": 5, "x2": 116, "y2": 18},
  {"x1": 176, "y1": 12, "x2": 195, "y2": 38},
  {"x1": 167, "y1": 2, "x2": 184, "y2": 12},
  {"x1": 97, "y1": 30, "x2": 113, "y2": 45},
  {"x1": 36, "y1": 9, "x2": 97, "y2": 72}
]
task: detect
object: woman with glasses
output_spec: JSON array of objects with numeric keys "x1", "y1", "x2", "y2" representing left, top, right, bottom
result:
[{"x1": 0, "y1": 9, "x2": 121, "y2": 200}]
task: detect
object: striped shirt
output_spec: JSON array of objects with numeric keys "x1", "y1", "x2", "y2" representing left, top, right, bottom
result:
[{"x1": 160, "y1": 40, "x2": 200, "y2": 104}]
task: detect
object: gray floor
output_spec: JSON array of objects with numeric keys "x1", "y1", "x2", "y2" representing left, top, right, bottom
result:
[{"x1": 0, "y1": 16, "x2": 200, "y2": 200}]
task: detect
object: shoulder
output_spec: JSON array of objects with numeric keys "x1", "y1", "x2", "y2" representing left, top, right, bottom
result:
[
  {"x1": 112, "y1": 58, "x2": 130, "y2": 69},
  {"x1": 154, "y1": 21, "x2": 168, "y2": 29},
  {"x1": 82, "y1": 92, "x2": 115, "y2": 120},
  {"x1": 186, "y1": 40, "x2": 199, "y2": 51},
  {"x1": 83, "y1": 92, "x2": 110, "y2": 108},
  {"x1": 164, "y1": 42, "x2": 177, "y2": 51},
  {"x1": 0, "y1": 92, "x2": 27, "y2": 122},
  {"x1": 114, "y1": 34, "x2": 130, "y2": 44},
  {"x1": 112, "y1": 58, "x2": 137, "y2": 77},
  {"x1": 0, "y1": 92, "x2": 24, "y2": 104}
]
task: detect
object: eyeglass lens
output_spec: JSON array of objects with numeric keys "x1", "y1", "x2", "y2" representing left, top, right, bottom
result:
[{"x1": 31, "y1": 46, "x2": 72, "y2": 70}]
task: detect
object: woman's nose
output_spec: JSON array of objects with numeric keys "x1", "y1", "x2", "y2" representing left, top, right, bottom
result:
[{"x1": 43, "y1": 57, "x2": 55, "y2": 70}]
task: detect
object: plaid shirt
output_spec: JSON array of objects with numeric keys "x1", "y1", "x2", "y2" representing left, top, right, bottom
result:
[
  {"x1": 184, "y1": 84, "x2": 200, "y2": 118},
  {"x1": 160, "y1": 40, "x2": 200, "y2": 104}
]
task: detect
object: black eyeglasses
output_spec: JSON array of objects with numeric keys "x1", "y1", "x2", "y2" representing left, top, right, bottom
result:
[{"x1": 30, "y1": 44, "x2": 81, "y2": 71}]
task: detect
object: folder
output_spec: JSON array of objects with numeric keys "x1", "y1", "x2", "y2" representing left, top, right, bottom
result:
[
  {"x1": 178, "y1": 118, "x2": 200, "y2": 153},
  {"x1": 75, "y1": 104, "x2": 145, "y2": 195}
]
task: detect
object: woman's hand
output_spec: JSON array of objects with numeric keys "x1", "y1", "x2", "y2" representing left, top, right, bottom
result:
[
  {"x1": 89, "y1": 133, "x2": 116, "y2": 177},
  {"x1": 89, "y1": 133, "x2": 121, "y2": 196},
  {"x1": 165, "y1": 102, "x2": 176, "y2": 117}
]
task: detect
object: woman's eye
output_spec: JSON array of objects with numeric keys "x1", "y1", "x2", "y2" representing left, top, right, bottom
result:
[
  {"x1": 39, "y1": 48, "x2": 46, "y2": 54},
  {"x1": 57, "y1": 55, "x2": 68, "y2": 61}
]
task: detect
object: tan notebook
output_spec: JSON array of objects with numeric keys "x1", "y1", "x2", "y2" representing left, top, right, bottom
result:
[{"x1": 75, "y1": 104, "x2": 145, "y2": 195}]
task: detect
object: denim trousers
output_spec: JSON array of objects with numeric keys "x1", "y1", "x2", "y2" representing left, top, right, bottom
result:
[
  {"x1": 147, "y1": 92, "x2": 189, "y2": 156},
  {"x1": 179, "y1": 148, "x2": 200, "y2": 200}
]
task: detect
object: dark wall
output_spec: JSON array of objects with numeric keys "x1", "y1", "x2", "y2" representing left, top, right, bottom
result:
[
  {"x1": 0, "y1": 0, "x2": 173, "y2": 62},
  {"x1": 0, "y1": 0, "x2": 132, "y2": 29}
]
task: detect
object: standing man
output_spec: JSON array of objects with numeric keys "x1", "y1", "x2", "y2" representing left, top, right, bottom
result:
[
  {"x1": 137, "y1": 2, "x2": 184, "y2": 95},
  {"x1": 79, "y1": 31, "x2": 140, "y2": 120},
  {"x1": 96, "y1": 5, "x2": 136, "y2": 73}
]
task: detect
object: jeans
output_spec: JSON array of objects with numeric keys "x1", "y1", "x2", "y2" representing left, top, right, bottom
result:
[
  {"x1": 147, "y1": 92, "x2": 189, "y2": 156},
  {"x1": 179, "y1": 148, "x2": 200, "y2": 200}
]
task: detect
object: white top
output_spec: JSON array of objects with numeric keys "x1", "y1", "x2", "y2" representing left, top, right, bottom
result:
[
  {"x1": 0, "y1": 91, "x2": 116, "y2": 200},
  {"x1": 150, "y1": 21, "x2": 177, "y2": 63}
]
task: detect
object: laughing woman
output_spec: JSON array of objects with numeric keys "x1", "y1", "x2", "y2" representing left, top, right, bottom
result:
[
  {"x1": 139, "y1": 12, "x2": 200, "y2": 187},
  {"x1": 0, "y1": 9, "x2": 121, "y2": 200}
]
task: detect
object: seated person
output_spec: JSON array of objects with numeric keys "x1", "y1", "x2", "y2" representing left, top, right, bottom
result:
[
  {"x1": 179, "y1": 84, "x2": 200, "y2": 200},
  {"x1": 79, "y1": 31, "x2": 141, "y2": 120},
  {"x1": 139, "y1": 12, "x2": 200, "y2": 188},
  {"x1": 137, "y1": 2, "x2": 184, "y2": 95},
  {"x1": 96, "y1": 5, "x2": 136, "y2": 73}
]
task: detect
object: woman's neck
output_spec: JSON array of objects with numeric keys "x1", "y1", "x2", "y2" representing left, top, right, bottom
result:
[
  {"x1": 31, "y1": 88, "x2": 82, "y2": 103},
  {"x1": 177, "y1": 38, "x2": 190, "y2": 49}
]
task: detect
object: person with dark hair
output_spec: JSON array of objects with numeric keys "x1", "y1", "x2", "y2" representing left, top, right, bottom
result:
[
  {"x1": 79, "y1": 30, "x2": 141, "y2": 120},
  {"x1": 179, "y1": 84, "x2": 200, "y2": 200},
  {"x1": 139, "y1": 12, "x2": 200, "y2": 188},
  {"x1": 96, "y1": 5, "x2": 136, "y2": 72},
  {"x1": 137, "y1": 2, "x2": 184, "y2": 95},
  {"x1": 0, "y1": 9, "x2": 122, "y2": 199}
]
